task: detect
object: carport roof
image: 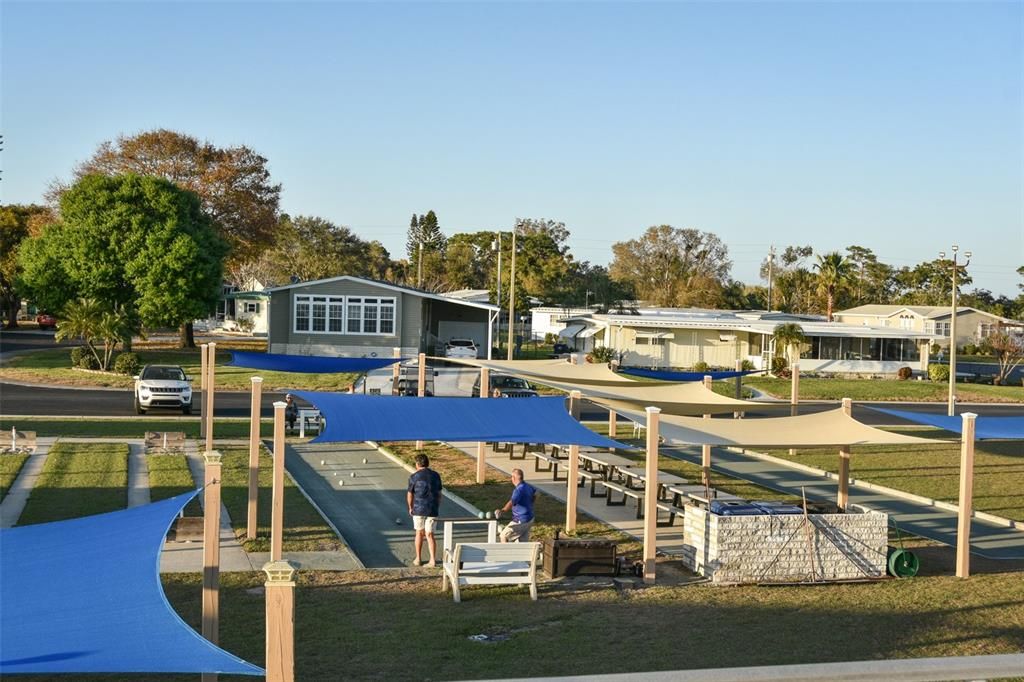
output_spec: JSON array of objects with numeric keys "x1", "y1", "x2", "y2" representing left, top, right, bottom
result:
[{"x1": 266, "y1": 275, "x2": 499, "y2": 311}]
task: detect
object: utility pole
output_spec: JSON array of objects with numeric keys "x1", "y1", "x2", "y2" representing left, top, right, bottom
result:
[
  {"x1": 506, "y1": 227, "x2": 517, "y2": 361},
  {"x1": 767, "y1": 245, "x2": 776, "y2": 311},
  {"x1": 940, "y1": 245, "x2": 971, "y2": 417},
  {"x1": 493, "y1": 234, "x2": 503, "y2": 352},
  {"x1": 417, "y1": 242, "x2": 424, "y2": 289}
]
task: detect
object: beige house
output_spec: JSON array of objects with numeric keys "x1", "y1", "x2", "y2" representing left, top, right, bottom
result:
[
  {"x1": 561, "y1": 309, "x2": 934, "y2": 375},
  {"x1": 833, "y1": 305, "x2": 1018, "y2": 350}
]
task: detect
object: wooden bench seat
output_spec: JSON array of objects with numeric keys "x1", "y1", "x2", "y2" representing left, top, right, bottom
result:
[{"x1": 442, "y1": 542, "x2": 541, "y2": 602}]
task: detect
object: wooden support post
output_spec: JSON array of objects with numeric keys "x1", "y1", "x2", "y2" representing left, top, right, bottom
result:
[
  {"x1": 789, "y1": 363, "x2": 799, "y2": 455},
  {"x1": 475, "y1": 367, "x2": 490, "y2": 483},
  {"x1": 837, "y1": 398, "x2": 852, "y2": 511},
  {"x1": 246, "y1": 377, "x2": 263, "y2": 540},
  {"x1": 199, "y1": 344, "x2": 208, "y2": 439},
  {"x1": 643, "y1": 406, "x2": 660, "y2": 584},
  {"x1": 391, "y1": 346, "x2": 401, "y2": 395},
  {"x1": 416, "y1": 352, "x2": 426, "y2": 450},
  {"x1": 608, "y1": 409, "x2": 617, "y2": 438},
  {"x1": 565, "y1": 391, "x2": 582, "y2": 532},
  {"x1": 733, "y1": 358, "x2": 744, "y2": 418},
  {"x1": 271, "y1": 401, "x2": 286, "y2": 562},
  {"x1": 201, "y1": 450, "x2": 223, "y2": 682},
  {"x1": 956, "y1": 412, "x2": 978, "y2": 578},
  {"x1": 263, "y1": 560, "x2": 297, "y2": 682},
  {"x1": 702, "y1": 375, "x2": 712, "y2": 486},
  {"x1": 205, "y1": 342, "x2": 217, "y2": 454}
]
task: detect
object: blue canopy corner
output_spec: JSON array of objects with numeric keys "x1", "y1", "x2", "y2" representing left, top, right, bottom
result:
[
  {"x1": 869, "y1": 407, "x2": 1024, "y2": 440},
  {"x1": 0, "y1": 492, "x2": 263, "y2": 676}
]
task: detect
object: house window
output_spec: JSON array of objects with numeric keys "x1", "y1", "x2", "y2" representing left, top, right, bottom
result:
[
  {"x1": 243, "y1": 302, "x2": 260, "y2": 314},
  {"x1": 345, "y1": 297, "x2": 396, "y2": 335},
  {"x1": 294, "y1": 295, "x2": 345, "y2": 333}
]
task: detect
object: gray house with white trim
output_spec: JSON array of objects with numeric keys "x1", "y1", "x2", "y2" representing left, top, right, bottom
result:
[{"x1": 267, "y1": 276, "x2": 499, "y2": 358}]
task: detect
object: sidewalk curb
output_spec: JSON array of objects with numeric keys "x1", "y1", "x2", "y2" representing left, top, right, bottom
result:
[{"x1": 728, "y1": 446, "x2": 1024, "y2": 531}]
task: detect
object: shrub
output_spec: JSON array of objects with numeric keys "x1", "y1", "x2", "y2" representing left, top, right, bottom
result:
[
  {"x1": 771, "y1": 356, "x2": 788, "y2": 376},
  {"x1": 896, "y1": 366, "x2": 913, "y2": 381},
  {"x1": 588, "y1": 346, "x2": 616, "y2": 364},
  {"x1": 962, "y1": 343, "x2": 979, "y2": 356},
  {"x1": 77, "y1": 352, "x2": 99, "y2": 370},
  {"x1": 741, "y1": 359, "x2": 756, "y2": 371},
  {"x1": 930, "y1": 343, "x2": 942, "y2": 355},
  {"x1": 929, "y1": 363, "x2": 950, "y2": 382},
  {"x1": 113, "y1": 352, "x2": 141, "y2": 376},
  {"x1": 544, "y1": 332, "x2": 558, "y2": 345},
  {"x1": 69, "y1": 346, "x2": 86, "y2": 367},
  {"x1": 692, "y1": 361, "x2": 710, "y2": 373}
]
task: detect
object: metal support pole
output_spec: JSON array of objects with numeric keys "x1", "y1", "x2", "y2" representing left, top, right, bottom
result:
[
  {"x1": 565, "y1": 391, "x2": 581, "y2": 532},
  {"x1": 643, "y1": 406, "x2": 660, "y2": 584},
  {"x1": 956, "y1": 412, "x2": 978, "y2": 578},
  {"x1": 506, "y1": 228, "x2": 516, "y2": 360},
  {"x1": 201, "y1": 450, "x2": 223, "y2": 682},
  {"x1": 271, "y1": 401, "x2": 286, "y2": 562},
  {"x1": 246, "y1": 377, "x2": 263, "y2": 540},
  {"x1": 416, "y1": 352, "x2": 426, "y2": 450},
  {"x1": 702, "y1": 375, "x2": 712, "y2": 486},
  {"x1": 263, "y1": 560, "x2": 297, "y2": 682},
  {"x1": 837, "y1": 398, "x2": 852, "y2": 511},
  {"x1": 475, "y1": 367, "x2": 490, "y2": 484}
]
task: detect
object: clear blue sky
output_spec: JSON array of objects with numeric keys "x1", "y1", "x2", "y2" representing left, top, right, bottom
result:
[{"x1": 3, "y1": 1, "x2": 1021, "y2": 297}]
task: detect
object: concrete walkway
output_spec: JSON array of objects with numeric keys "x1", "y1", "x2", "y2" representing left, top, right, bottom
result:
[
  {"x1": 126, "y1": 442, "x2": 150, "y2": 508},
  {"x1": 0, "y1": 436, "x2": 56, "y2": 528},
  {"x1": 661, "y1": 444, "x2": 1024, "y2": 560}
]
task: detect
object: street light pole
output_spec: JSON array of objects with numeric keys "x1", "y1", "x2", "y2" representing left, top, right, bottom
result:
[
  {"x1": 506, "y1": 228, "x2": 517, "y2": 361},
  {"x1": 940, "y1": 245, "x2": 971, "y2": 417},
  {"x1": 493, "y1": 234, "x2": 502, "y2": 353}
]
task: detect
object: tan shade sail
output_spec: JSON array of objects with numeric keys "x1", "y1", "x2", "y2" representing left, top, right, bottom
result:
[
  {"x1": 442, "y1": 357, "x2": 669, "y2": 386},
  {"x1": 563, "y1": 380, "x2": 767, "y2": 416},
  {"x1": 613, "y1": 406, "x2": 944, "y2": 447}
]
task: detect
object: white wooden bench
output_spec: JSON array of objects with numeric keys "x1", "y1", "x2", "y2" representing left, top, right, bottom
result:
[
  {"x1": 442, "y1": 542, "x2": 541, "y2": 603},
  {"x1": 2, "y1": 429, "x2": 37, "y2": 454}
]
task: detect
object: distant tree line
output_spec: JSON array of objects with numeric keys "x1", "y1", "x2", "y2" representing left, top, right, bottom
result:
[{"x1": 3, "y1": 128, "x2": 1022, "y2": 347}]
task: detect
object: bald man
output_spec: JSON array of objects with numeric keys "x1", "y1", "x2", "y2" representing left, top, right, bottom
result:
[{"x1": 495, "y1": 468, "x2": 537, "y2": 542}]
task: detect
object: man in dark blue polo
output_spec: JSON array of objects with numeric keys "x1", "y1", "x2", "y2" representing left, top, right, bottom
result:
[
  {"x1": 495, "y1": 468, "x2": 537, "y2": 542},
  {"x1": 406, "y1": 454, "x2": 443, "y2": 566}
]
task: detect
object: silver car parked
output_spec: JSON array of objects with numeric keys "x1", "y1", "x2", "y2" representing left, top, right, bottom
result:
[{"x1": 134, "y1": 365, "x2": 194, "y2": 414}]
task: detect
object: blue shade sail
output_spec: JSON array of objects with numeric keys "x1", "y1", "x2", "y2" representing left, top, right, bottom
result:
[
  {"x1": 620, "y1": 368, "x2": 761, "y2": 382},
  {"x1": 289, "y1": 392, "x2": 630, "y2": 449},
  {"x1": 868, "y1": 407, "x2": 1024, "y2": 440},
  {"x1": 0, "y1": 492, "x2": 264, "y2": 676},
  {"x1": 229, "y1": 350, "x2": 400, "y2": 373}
]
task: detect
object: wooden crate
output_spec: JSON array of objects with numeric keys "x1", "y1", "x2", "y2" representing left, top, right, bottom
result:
[{"x1": 542, "y1": 537, "x2": 618, "y2": 578}]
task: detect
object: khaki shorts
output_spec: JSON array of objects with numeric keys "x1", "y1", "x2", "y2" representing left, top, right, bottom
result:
[
  {"x1": 499, "y1": 519, "x2": 533, "y2": 543},
  {"x1": 412, "y1": 515, "x2": 436, "y2": 534}
]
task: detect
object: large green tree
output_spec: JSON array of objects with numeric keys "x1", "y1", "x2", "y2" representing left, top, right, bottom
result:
[
  {"x1": 18, "y1": 174, "x2": 227, "y2": 340},
  {"x1": 263, "y1": 215, "x2": 392, "y2": 283},
  {"x1": 54, "y1": 130, "x2": 280, "y2": 266},
  {"x1": 610, "y1": 225, "x2": 731, "y2": 307},
  {"x1": 0, "y1": 204, "x2": 53, "y2": 328}
]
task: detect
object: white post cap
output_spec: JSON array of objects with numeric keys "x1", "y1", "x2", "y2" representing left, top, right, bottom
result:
[
  {"x1": 645, "y1": 406, "x2": 661, "y2": 415},
  {"x1": 251, "y1": 376, "x2": 264, "y2": 384},
  {"x1": 272, "y1": 401, "x2": 287, "y2": 408}
]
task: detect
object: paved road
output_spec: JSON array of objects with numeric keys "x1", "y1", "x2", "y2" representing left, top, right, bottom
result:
[
  {"x1": 0, "y1": 329, "x2": 72, "y2": 354},
  {"x1": 662, "y1": 444, "x2": 1024, "y2": 560}
]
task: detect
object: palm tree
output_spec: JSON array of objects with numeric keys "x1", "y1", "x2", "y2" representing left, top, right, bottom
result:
[
  {"x1": 814, "y1": 252, "x2": 853, "y2": 321},
  {"x1": 772, "y1": 322, "x2": 807, "y2": 367},
  {"x1": 55, "y1": 298, "x2": 105, "y2": 369}
]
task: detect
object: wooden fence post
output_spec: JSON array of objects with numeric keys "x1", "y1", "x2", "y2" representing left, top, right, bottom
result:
[
  {"x1": 201, "y1": 450, "x2": 223, "y2": 682},
  {"x1": 475, "y1": 367, "x2": 490, "y2": 483},
  {"x1": 271, "y1": 401, "x2": 286, "y2": 562},
  {"x1": 247, "y1": 376, "x2": 263, "y2": 540},
  {"x1": 702, "y1": 375, "x2": 712, "y2": 486},
  {"x1": 643, "y1": 406, "x2": 660, "y2": 584},
  {"x1": 263, "y1": 560, "x2": 297, "y2": 682},
  {"x1": 205, "y1": 342, "x2": 217, "y2": 453},
  {"x1": 837, "y1": 398, "x2": 852, "y2": 511},
  {"x1": 565, "y1": 390, "x2": 581, "y2": 532},
  {"x1": 956, "y1": 412, "x2": 978, "y2": 578},
  {"x1": 416, "y1": 352, "x2": 426, "y2": 450}
]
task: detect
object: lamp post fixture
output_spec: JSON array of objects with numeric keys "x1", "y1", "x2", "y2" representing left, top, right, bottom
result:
[{"x1": 939, "y1": 245, "x2": 971, "y2": 417}]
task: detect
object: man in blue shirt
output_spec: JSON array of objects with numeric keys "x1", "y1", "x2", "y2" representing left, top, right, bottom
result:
[
  {"x1": 495, "y1": 468, "x2": 537, "y2": 542},
  {"x1": 406, "y1": 454, "x2": 443, "y2": 566}
]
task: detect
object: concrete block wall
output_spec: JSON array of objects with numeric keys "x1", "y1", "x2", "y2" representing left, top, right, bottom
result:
[{"x1": 682, "y1": 506, "x2": 888, "y2": 584}]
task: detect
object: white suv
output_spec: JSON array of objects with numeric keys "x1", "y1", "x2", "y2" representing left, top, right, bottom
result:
[
  {"x1": 444, "y1": 338, "x2": 479, "y2": 359},
  {"x1": 134, "y1": 365, "x2": 193, "y2": 414}
]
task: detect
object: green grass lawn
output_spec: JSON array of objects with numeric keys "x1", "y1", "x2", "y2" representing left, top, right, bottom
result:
[
  {"x1": 0, "y1": 347, "x2": 358, "y2": 391},
  {"x1": 763, "y1": 430, "x2": 1024, "y2": 522},
  {"x1": 0, "y1": 418, "x2": 272, "y2": 439},
  {"x1": 147, "y1": 453, "x2": 203, "y2": 516},
  {"x1": 24, "y1": 566, "x2": 1023, "y2": 682},
  {"x1": 219, "y1": 447, "x2": 343, "y2": 552},
  {"x1": 747, "y1": 377, "x2": 1023, "y2": 402},
  {"x1": 0, "y1": 453, "x2": 29, "y2": 501},
  {"x1": 17, "y1": 442, "x2": 128, "y2": 525}
]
